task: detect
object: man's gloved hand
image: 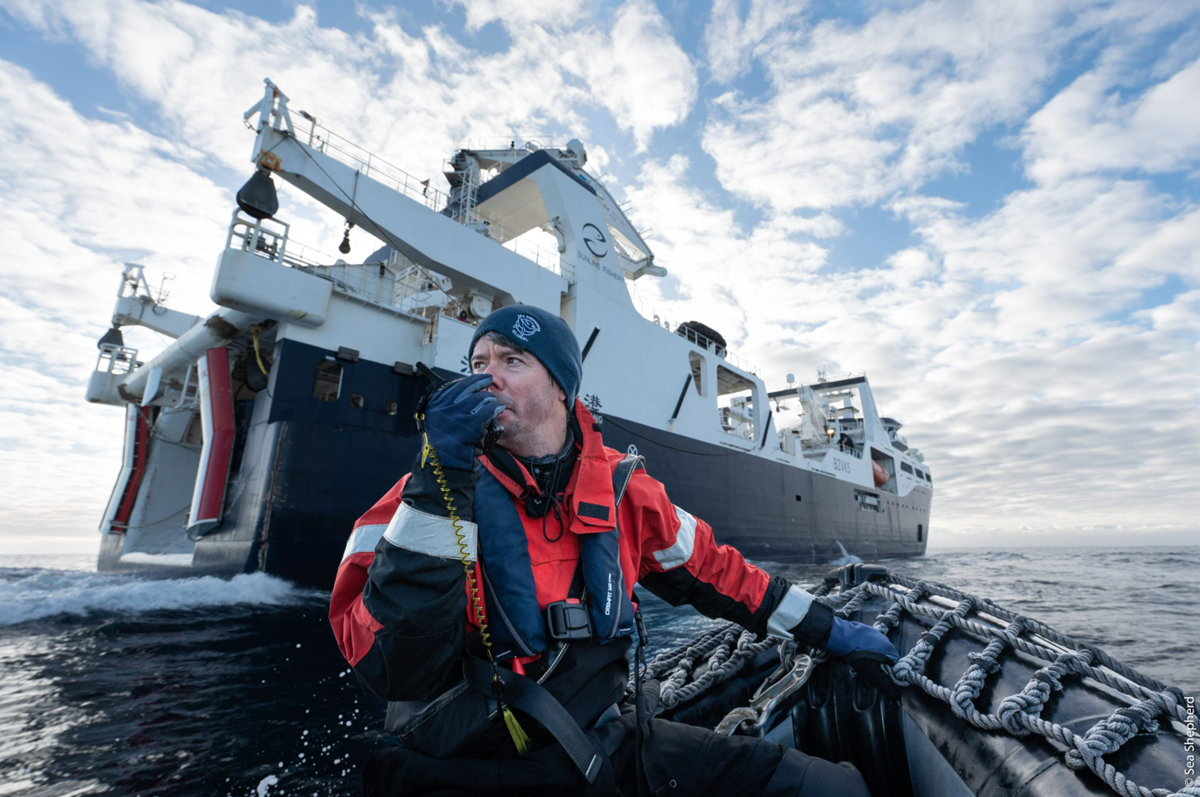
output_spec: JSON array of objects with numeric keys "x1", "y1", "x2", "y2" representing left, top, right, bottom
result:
[
  {"x1": 418, "y1": 374, "x2": 504, "y2": 471},
  {"x1": 789, "y1": 602, "x2": 902, "y2": 697},
  {"x1": 824, "y1": 618, "x2": 902, "y2": 697}
]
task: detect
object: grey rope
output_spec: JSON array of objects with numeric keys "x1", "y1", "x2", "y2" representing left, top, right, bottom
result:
[
  {"x1": 636, "y1": 623, "x2": 777, "y2": 709},
  {"x1": 641, "y1": 574, "x2": 1198, "y2": 797}
]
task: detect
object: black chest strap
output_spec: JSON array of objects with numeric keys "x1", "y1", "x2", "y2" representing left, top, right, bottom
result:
[{"x1": 466, "y1": 453, "x2": 646, "y2": 784}]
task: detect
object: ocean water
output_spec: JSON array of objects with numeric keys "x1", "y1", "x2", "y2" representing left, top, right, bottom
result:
[{"x1": 0, "y1": 546, "x2": 1196, "y2": 796}]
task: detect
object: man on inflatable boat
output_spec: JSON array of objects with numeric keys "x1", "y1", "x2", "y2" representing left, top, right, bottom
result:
[{"x1": 329, "y1": 305, "x2": 899, "y2": 796}]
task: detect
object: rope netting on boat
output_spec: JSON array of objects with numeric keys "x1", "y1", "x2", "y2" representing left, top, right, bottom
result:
[{"x1": 635, "y1": 565, "x2": 1199, "y2": 797}]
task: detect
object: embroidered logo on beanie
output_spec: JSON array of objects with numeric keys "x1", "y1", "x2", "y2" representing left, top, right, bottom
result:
[{"x1": 512, "y1": 314, "x2": 541, "y2": 341}]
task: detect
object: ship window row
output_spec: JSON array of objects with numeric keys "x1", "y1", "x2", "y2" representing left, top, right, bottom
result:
[{"x1": 311, "y1": 359, "x2": 397, "y2": 415}]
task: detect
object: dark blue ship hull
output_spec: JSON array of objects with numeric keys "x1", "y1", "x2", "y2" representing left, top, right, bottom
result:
[{"x1": 99, "y1": 340, "x2": 929, "y2": 587}]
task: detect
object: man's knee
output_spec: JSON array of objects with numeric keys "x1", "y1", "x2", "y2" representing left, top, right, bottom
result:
[{"x1": 764, "y1": 748, "x2": 872, "y2": 797}]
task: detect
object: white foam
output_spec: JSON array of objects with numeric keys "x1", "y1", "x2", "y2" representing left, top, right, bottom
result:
[
  {"x1": 0, "y1": 570, "x2": 313, "y2": 627},
  {"x1": 826, "y1": 540, "x2": 863, "y2": 566}
]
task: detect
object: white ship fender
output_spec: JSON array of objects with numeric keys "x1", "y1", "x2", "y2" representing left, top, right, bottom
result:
[{"x1": 187, "y1": 347, "x2": 236, "y2": 535}]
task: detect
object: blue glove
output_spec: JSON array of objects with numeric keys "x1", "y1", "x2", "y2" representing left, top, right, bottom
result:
[
  {"x1": 825, "y1": 618, "x2": 901, "y2": 697},
  {"x1": 418, "y1": 374, "x2": 504, "y2": 471}
]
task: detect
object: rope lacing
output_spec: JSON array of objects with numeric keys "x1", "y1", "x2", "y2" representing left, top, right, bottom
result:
[
  {"x1": 639, "y1": 572, "x2": 1198, "y2": 797},
  {"x1": 632, "y1": 625, "x2": 777, "y2": 708}
]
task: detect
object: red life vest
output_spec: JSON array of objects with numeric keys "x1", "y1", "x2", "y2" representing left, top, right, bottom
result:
[{"x1": 470, "y1": 408, "x2": 639, "y2": 660}]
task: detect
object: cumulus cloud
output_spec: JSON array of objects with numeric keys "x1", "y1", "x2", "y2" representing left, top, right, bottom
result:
[
  {"x1": 1, "y1": 0, "x2": 1198, "y2": 551},
  {"x1": 703, "y1": 0, "x2": 807, "y2": 83},
  {"x1": 450, "y1": 0, "x2": 590, "y2": 31},
  {"x1": 1022, "y1": 57, "x2": 1200, "y2": 184},
  {"x1": 573, "y1": 0, "x2": 698, "y2": 150},
  {"x1": 701, "y1": 0, "x2": 1200, "y2": 212},
  {"x1": 620, "y1": 146, "x2": 1199, "y2": 538},
  {"x1": 0, "y1": 59, "x2": 230, "y2": 538}
]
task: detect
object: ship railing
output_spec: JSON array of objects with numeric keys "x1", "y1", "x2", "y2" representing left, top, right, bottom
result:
[
  {"x1": 438, "y1": 164, "x2": 562, "y2": 276},
  {"x1": 294, "y1": 259, "x2": 452, "y2": 320},
  {"x1": 462, "y1": 136, "x2": 560, "y2": 152},
  {"x1": 302, "y1": 117, "x2": 449, "y2": 213},
  {"x1": 811, "y1": 370, "x2": 867, "y2": 388},
  {"x1": 626, "y1": 291, "x2": 760, "y2": 376},
  {"x1": 297, "y1": 116, "x2": 562, "y2": 278},
  {"x1": 228, "y1": 211, "x2": 339, "y2": 271},
  {"x1": 280, "y1": 241, "x2": 336, "y2": 270},
  {"x1": 95, "y1": 343, "x2": 140, "y2": 377},
  {"x1": 228, "y1": 213, "x2": 293, "y2": 265}
]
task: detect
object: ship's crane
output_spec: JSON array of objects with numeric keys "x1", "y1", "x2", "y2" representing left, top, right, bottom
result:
[{"x1": 241, "y1": 80, "x2": 569, "y2": 315}]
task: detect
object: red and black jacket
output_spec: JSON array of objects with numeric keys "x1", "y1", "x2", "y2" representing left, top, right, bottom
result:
[{"x1": 329, "y1": 401, "x2": 791, "y2": 731}]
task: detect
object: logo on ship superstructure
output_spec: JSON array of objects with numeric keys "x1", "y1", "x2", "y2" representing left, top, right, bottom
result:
[{"x1": 582, "y1": 223, "x2": 608, "y2": 258}]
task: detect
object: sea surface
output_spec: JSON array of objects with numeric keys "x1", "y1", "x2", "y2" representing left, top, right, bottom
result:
[{"x1": 1, "y1": 546, "x2": 1195, "y2": 796}]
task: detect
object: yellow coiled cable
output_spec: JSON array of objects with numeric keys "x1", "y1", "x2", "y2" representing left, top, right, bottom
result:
[{"x1": 417, "y1": 412, "x2": 531, "y2": 754}]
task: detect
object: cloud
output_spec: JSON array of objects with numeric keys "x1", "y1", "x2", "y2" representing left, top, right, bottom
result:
[
  {"x1": 4, "y1": 0, "x2": 696, "y2": 182},
  {"x1": 1, "y1": 0, "x2": 1198, "y2": 550},
  {"x1": 618, "y1": 143, "x2": 1200, "y2": 536},
  {"x1": 0, "y1": 59, "x2": 233, "y2": 536},
  {"x1": 574, "y1": 0, "x2": 698, "y2": 150},
  {"x1": 700, "y1": 0, "x2": 1200, "y2": 212},
  {"x1": 449, "y1": 0, "x2": 590, "y2": 31},
  {"x1": 1022, "y1": 57, "x2": 1200, "y2": 184},
  {"x1": 703, "y1": 0, "x2": 807, "y2": 83}
]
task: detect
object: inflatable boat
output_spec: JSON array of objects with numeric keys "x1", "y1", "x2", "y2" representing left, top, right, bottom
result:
[{"x1": 652, "y1": 564, "x2": 1196, "y2": 797}]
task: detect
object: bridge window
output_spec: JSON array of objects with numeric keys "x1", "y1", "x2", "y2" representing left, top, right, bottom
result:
[
  {"x1": 716, "y1": 366, "x2": 756, "y2": 441},
  {"x1": 688, "y1": 352, "x2": 704, "y2": 396},
  {"x1": 313, "y1": 359, "x2": 342, "y2": 402}
]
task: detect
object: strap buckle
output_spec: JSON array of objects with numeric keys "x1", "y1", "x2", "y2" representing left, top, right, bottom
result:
[{"x1": 546, "y1": 599, "x2": 592, "y2": 641}]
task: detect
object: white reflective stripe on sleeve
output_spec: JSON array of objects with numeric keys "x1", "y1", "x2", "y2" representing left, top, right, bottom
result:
[
  {"x1": 382, "y1": 503, "x2": 478, "y2": 561},
  {"x1": 766, "y1": 585, "x2": 816, "y2": 638},
  {"x1": 652, "y1": 506, "x2": 698, "y2": 570},
  {"x1": 341, "y1": 523, "x2": 386, "y2": 562}
]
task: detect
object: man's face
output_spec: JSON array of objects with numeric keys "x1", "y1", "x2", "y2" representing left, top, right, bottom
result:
[{"x1": 469, "y1": 338, "x2": 568, "y2": 455}]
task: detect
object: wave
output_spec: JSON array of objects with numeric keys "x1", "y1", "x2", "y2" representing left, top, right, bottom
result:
[
  {"x1": 825, "y1": 541, "x2": 863, "y2": 566},
  {"x1": 0, "y1": 569, "x2": 316, "y2": 627}
]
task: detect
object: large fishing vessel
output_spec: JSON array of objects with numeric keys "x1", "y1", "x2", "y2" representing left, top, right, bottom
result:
[{"x1": 86, "y1": 80, "x2": 932, "y2": 587}]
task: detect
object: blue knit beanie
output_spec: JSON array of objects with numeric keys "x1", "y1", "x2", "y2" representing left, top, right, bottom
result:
[{"x1": 469, "y1": 306, "x2": 582, "y2": 406}]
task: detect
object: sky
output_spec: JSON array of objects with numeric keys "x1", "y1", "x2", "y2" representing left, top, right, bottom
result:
[{"x1": 0, "y1": 0, "x2": 1198, "y2": 555}]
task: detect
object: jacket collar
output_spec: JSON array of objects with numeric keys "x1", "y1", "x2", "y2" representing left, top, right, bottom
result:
[{"x1": 479, "y1": 400, "x2": 616, "y2": 535}]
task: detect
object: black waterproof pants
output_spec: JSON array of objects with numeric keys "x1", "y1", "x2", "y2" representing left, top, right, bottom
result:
[{"x1": 363, "y1": 700, "x2": 871, "y2": 797}]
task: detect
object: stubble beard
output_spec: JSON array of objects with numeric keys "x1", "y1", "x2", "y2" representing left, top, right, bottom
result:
[{"x1": 496, "y1": 394, "x2": 569, "y2": 459}]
